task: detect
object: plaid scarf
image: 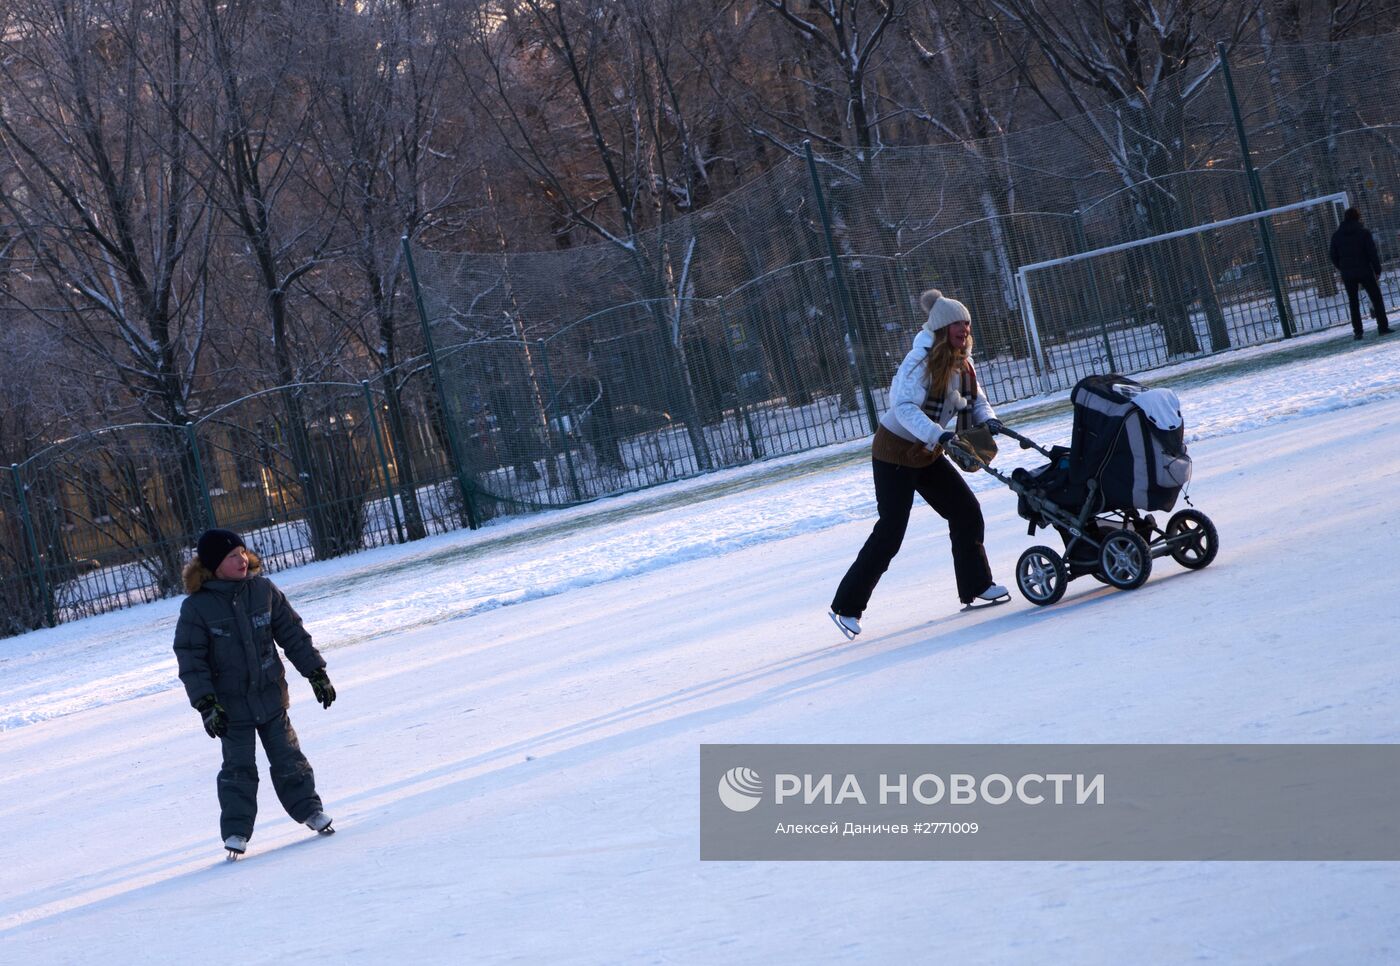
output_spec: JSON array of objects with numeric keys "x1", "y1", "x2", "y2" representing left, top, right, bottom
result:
[{"x1": 919, "y1": 363, "x2": 977, "y2": 428}]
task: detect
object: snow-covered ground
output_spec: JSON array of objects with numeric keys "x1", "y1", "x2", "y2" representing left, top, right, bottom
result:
[{"x1": 2, "y1": 328, "x2": 1399, "y2": 962}]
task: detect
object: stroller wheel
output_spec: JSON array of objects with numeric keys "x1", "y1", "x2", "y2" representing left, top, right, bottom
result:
[
  {"x1": 1098, "y1": 530, "x2": 1152, "y2": 590},
  {"x1": 1016, "y1": 545, "x2": 1068, "y2": 606},
  {"x1": 1165, "y1": 509, "x2": 1218, "y2": 570}
]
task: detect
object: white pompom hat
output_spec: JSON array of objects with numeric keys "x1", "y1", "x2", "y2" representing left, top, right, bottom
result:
[{"x1": 920, "y1": 288, "x2": 971, "y2": 336}]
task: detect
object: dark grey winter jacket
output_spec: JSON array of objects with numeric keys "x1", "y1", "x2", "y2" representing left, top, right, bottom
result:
[
  {"x1": 1330, "y1": 220, "x2": 1383, "y2": 281},
  {"x1": 173, "y1": 555, "x2": 325, "y2": 725}
]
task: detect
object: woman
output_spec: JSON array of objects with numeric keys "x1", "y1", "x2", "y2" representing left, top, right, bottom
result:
[{"x1": 829, "y1": 289, "x2": 1009, "y2": 639}]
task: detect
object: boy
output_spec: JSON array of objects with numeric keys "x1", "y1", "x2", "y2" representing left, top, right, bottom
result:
[{"x1": 173, "y1": 528, "x2": 337, "y2": 858}]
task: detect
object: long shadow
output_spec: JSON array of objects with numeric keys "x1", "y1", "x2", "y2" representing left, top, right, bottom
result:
[
  {"x1": 0, "y1": 831, "x2": 332, "y2": 938},
  {"x1": 8, "y1": 610, "x2": 1024, "y2": 936},
  {"x1": 0, "y1": 840, "x2": 209, "y2": 925},
  {"x1": 329, "y1": 584, "x2": 1169, "y2": 818},
  {"x1": 3, "y1": 567, "x2": 1214, "y2": 936}
]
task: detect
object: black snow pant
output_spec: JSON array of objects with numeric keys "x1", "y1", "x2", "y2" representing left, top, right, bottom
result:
[
  {"x1": 831, "y1": 455, "x2": 994, "y2": 617},
  {"x1": 217, "y1": 711, "x2": 322, "y2": 840},
  {"x1": 1344, "y1": 275, "x2": 1390, "y2": 335}
]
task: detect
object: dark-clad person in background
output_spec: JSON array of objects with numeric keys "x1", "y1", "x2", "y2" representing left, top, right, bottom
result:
[{"x1": 1330, "y1": 207, "x2": 1391, "y2": 340}]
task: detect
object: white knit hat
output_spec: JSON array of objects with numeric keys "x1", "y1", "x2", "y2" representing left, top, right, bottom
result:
[{"x1": 920, "y1": 288, "x2": 971, "y2": 336}]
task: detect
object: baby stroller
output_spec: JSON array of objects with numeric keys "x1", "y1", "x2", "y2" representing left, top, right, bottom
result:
[{"x1": 946, "y1": 374, "x2": 1218, "y2": 606}]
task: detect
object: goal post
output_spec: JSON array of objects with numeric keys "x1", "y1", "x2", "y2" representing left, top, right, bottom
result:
[{"x1": 1014, "y1": 192, "x2": 1350, "y2": 394}]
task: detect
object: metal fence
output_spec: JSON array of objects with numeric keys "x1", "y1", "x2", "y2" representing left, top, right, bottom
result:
[
  {"x1": 1, "y1": 374, "x2": 467, "y2": 638},
  {"x1": 5, "y1": 34, "x2": 1400, "y2": 637},
  {"x1": 405, "y1": 36, "x2": 1400, "y2": 520}
]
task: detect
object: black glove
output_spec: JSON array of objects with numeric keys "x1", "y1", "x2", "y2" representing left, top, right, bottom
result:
[
  {"x1": 309, "y1": 668, "x2": 336, "y2": 709},
  {"x1": 985, "y1": 418, "x2": 1005, "y2": 434},
  {"x1": 196, "y1": 694, "x2": 228, "y2": 739},
  {"x1": 936, "y1": 430, "x2": 958, "y2": 448}
]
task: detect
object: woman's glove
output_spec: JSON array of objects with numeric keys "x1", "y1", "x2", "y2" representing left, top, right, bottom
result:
[
  {"x1": 936, "y1": 431, "x2": 958, "y2": 448},
  {"x1": 196, "y1": 695, "x2": 228, "y2": 738},
  {"x1": 309, "y1": 668, "x2": 336, "y2": 709},
  {"x1": 985, "y1": 418, "x2": 1005, "y2": 434}
]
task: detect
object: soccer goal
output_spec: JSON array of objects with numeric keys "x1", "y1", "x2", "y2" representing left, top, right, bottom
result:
[{"x1": 1014, "y1": 191, "x2": 1350, "y2": 394}]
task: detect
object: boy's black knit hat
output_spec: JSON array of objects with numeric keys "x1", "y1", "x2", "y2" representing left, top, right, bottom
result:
[{"x1": 196, "y1": 528, "x2": 245, "y2": 572}]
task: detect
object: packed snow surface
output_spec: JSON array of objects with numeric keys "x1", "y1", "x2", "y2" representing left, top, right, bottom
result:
[{"x1": 2, "y1": 330, "x2": 1399, "y2": 962}]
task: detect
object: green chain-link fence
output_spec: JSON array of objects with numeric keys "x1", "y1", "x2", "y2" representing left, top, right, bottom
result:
[
  {"x1": 2, "y1": 374, "x2": 465, "y2": 637},
  {"x1": 404, "y1": 35, "x2": 1400, "y2": 521},
  {"x1": 6, "y1": 34, "x2": 1400, "y2": 636}
]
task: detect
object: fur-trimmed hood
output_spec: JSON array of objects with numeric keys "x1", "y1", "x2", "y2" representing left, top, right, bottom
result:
[{"x1": 183, "y1": 550, "x2": 263, "y2": 594}]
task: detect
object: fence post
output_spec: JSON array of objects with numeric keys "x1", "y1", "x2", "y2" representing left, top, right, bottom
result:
[
  {"x1": 804, "y1": 140, "x2": 880, "y2": 434},
  {"x1": 1218, "y1": 41, "x2": 1295, "y2": 339},
  {"x1": 362, "y1": 380, "x2": 406, "y2": 544},
  {"x1": 1015, "y1": 268, "x2": 1053, "y2": 396},
  {"x1": 717, "y1": 297, "x2": 764, "y2": 461},
  {"x1": 536, "y1": 339, "x2": 583, "y2": 503},
  {"x1": 1072, "y1": 209, "x2": 1118, "y2": 372},
  {"x1": 402, "y1": 234, "x2": 482, "y2": 530},
  {"x1": 892, "y1": 255, "x2": 917, "y2": 319},
  {"x1": 184, "y1": 423, "x2": 216, "y2": 530},
  {"x1": 11, "y1": 463, "x2": 54, "y2": 628}
]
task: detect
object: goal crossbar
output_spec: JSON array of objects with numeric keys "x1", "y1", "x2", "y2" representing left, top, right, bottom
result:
[
  {"x1": 1019, "y1": 192, "x2": 1349, "y2": 277},
  {"x1": 1013, "y1": 192, "x2": 1350, "y2": 392}
]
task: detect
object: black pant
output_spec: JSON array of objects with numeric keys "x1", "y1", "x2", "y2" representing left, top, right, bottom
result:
[
  {"x1": 217, "y1": 711, "x2": 322, "y2": 840},
  {"x1": 1344, "y1": 275, "x2": 1390, "y2": 334},
  {"x1": 832, "y1": 456, "x2": 994, "y2": 616}
]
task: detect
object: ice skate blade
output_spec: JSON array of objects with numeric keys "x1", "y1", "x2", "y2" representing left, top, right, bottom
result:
[
  {"x1": 827, "y1": 611, "x2": 860, "y2": 641},
  {"x1": 961, "y1": 595, "x2": 1010, "y2": 611}
]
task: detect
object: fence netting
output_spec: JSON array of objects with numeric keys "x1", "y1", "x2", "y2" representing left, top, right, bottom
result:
[
  {"x1": 6, "y1": 33, "x2": 1400, "y2": 635},
  {"x1": 407, "y1": 34, "x2": 1400, "y2": 518}
]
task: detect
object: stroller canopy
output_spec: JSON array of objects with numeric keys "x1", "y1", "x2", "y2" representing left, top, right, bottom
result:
[{"x1": 1070, "y1": 374, "x2": 1192, "y2": 512}]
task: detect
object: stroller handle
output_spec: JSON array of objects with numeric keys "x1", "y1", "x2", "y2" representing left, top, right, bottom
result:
[
  {"x1": 944, "y1": 437, "x2": 1020, "y2": 489},
  {"x1": 994, "y1": 424, "x2": 1055, "y2": 459},
  {"x1": 946, "y1": 431, "x2": 1061, "y2": 500}
]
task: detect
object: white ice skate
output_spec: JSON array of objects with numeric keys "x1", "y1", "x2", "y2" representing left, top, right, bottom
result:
[
  {"x1": 963, "y1": 583, "x2": 1011, "y2": 610},
  {"x1": 224, "y1": 834, "x2": 248, "y2": 860},
  {"x1": 305, "y1": 810, "x2": 335, "y2": 835},
  {"x1": 828, "y1": 611, "x2": 861, "y2": 641}
]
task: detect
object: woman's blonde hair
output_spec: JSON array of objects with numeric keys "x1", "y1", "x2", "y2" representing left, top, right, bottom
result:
[{"x1": 924, "y1": 330, "x2": 973, "y2": 395}]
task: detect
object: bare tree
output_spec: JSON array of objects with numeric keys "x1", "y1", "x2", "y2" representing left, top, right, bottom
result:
[
  {"x1": 306, "y1": 0, "x2": 483, "y2": 540},
  {"x1": 754, "y1": 0, "x2": 902, "y2": 157},
  {"x1": 191, "y1": 0, "x2": 355, "y2": 558},
  {"x1": 987, "y1": 0, "x2": 1262, "y2": 356},
  {"x1": 461, "y1": 0, "x2": 736, "y2": 470},
  {"x1": 880, "y1": 4, "x2": 1032, "y2": 351},
  {"x1": 0, "y1": 0, "x2": 217, "y2": 590},
  {"x1": 1253, "y1": 0, "x2": 1400, "y2": 299},
  {"x1": 719, "y1": 1, "x2": 910, "y2": 409}
]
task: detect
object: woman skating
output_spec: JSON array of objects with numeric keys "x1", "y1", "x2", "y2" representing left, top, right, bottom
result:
[{"x1": 829, "y1": 289, "x2": 1009, "y2": 639}]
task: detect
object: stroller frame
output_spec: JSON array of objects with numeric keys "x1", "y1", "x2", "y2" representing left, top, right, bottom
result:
[{"x1": 947, "y1": 425, "x2": 1218, "y2": 606}]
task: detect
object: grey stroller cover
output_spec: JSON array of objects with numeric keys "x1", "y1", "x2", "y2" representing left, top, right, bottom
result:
[{"x1": 1069, "y1": 374, "x2": 1192, "y2": 512}]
